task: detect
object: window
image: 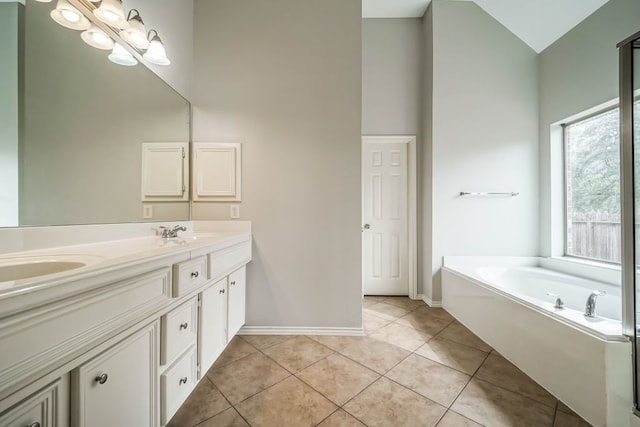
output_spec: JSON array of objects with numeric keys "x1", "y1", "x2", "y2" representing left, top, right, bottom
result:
[{"x1": 564, "y1": 108, "x2": 621, "y2": 263}]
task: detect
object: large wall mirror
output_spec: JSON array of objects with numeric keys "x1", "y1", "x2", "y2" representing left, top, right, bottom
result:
[{"x1": 0, "y1": 0, "x2": 190, "y2": 228}]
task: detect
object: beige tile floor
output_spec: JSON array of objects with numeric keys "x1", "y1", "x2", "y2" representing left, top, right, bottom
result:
[{"x1": 167, "y1": 296, "x2": 593, "y2": 427}]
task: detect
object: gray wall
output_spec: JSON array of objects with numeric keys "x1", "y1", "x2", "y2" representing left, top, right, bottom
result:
[
  {"x1": 538, "y1": 0, "x2": 640, "y2": 257},
  {"x1": 0, "y1": 2, "x2": 21, "y2": 226},
  {"x1": 191, "y1": 0, "x2": 363, "y2": 329},
  {"x1": 362, "y1": 18, "x2": 422, "y2": 135},
  {"x1": 424, "y1": 0, "x2": 539, "y2": 301}
]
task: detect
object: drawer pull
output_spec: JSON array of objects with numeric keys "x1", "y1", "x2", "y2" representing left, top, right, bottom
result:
[
  {"x1": 230, "y1": 280, "x2": 236, "y2": 286},
  {"x1": 27, "y1": 423, "x2": 41, "y2": 427},
  {"x1": 219, "y1": 289, "x2": 225, "y2": 294},
  {"x1": 95, "y1": 373, "x2": 108, "y2": 384},
  {"x1": 179, "y1": 322, "x2": 189, "y2": 330},
  {"x1": 179, "y1": 377, "x2": 188, "y2": 385},
  {"x1": 191, "y1": 271, "x2": 199, "y2": 278}
]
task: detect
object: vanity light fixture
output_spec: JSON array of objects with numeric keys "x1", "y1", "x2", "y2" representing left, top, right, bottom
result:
[
  {"x1": 108, "y1": 43, "x2": 138, "y2": 66},
  {"x1": 120, "y1": 9, "x2": 149, "y2": 50},
  {"x1": 50, "y1": 0, "x2": 90, "y2": 30},
  {"x1": 36, "y1": 0, "x2": 172, "y2": 67},
  {"x1": 93, "y1": 0, "x2": 129, "y2": 30},
  {"x1": 143, "y1": 30, "x2": 170, "y2": 66},
  {"x1": 81, "y1": 23, "x2": 114, "y2": 50}
]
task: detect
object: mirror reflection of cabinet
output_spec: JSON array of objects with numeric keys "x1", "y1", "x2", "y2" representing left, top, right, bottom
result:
[
  {"x1": 141, "y1": 142, "x2": 189, "y2": 202},
  {"x1": 192, "y1": 143, "x2": 242, "y2": 202}
]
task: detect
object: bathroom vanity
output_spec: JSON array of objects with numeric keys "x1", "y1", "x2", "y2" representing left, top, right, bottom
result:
[{"x1": 0, "y1": 221, "x2": 251, "y2": 427}]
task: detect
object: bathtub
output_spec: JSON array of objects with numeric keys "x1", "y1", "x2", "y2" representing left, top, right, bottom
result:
[{"x1": 442, "y1": 256, "x2": 632, "y2": 427}]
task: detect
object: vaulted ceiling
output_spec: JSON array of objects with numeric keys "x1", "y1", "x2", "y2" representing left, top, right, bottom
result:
[{"x1": 362, "y1": 0, "x2": 611, "y2": 53}]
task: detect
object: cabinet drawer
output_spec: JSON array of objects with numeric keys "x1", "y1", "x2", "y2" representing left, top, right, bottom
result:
[
  {"x1": 173, "y1": 257, "x2": 207, "y2": 297},
  {"x1": 208, "y1": 239, "x2": 251, "y2": 281},
  {"x1": 161, "y1": 346, "x2": 197, "y2": 426},
  {"x1": 161, "y1": 298, "x2": 198, "y2": 365}
]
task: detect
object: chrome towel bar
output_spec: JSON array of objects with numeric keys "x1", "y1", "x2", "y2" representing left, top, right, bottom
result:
[{"x1": 459, "y1": 192, "x2": 519, "y2": 197}]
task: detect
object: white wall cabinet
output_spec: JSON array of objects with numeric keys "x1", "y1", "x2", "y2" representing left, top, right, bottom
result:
[
  {"x1": 72, "y1": 322, "x2": 158, "y2": 427},
  {"x1": 141, "y1": 142, "x2": 189, "y2": 202},
  {"x1": 192, "y1": 142, "x2": 242, "y2": 202},
  {"x1": 198, "y1": 278, "x2": 228, "y2": 375},
  {"x1": 227, "y1": 267, "x2": 246, "y2": 340}
]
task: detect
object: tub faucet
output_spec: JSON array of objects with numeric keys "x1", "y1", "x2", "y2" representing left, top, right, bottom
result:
[
  {"x1": 585, "y1": 290, "x2": 606, "y2": 318},
  {"x1": 159, "y1": 225, "x2": 186, "y2": 239},
  {"x1": 546, "y1": 292, "x2": 564, "y2": 309}
]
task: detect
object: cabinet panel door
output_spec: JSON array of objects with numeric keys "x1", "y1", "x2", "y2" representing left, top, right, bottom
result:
[
  {"x1": 141, "y1": 142, "x2": 188, "y2": 201},
  {"x1": 0, "y1": 375, "x2": 69, "y2": 427},
  {"x1": 73, "y1": 322, "x2": 158, "y2": 427},
  {"x1": 192, "y1": 142, "x2": 241, "y2": 201},
  {"x1": 199, "y1": 279, "x2": 227, "y2": 375},
  {"x1": 227, "y1": 267, "x2": 246, "y2": 339}
]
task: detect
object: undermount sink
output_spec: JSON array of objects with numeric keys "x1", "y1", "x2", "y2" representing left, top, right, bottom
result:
[{"x1": 0, "y1": 255, "x2": 104, "y2": 283}]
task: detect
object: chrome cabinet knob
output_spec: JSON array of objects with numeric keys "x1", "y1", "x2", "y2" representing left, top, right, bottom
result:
[
  {"x1": 230, "y1": 281, "x2": 236, "y2": 286},
  {"x1": 363, "y1": 224, "x2": 370, "y2": 229},
  {"x1": 219, "y1": 289, "x2": 225, "y2": 294},
  {"x1": 179, "y1": 377, "x2": 188, "y2": 385},
  {"x1": 191, "y1": 271, "x2": 199, "y2": 278},
  {"x1": 95, "y1": 373, "x2": 108, "y2": 384},
  {"x1": 179, "y1": 322, "x2": 188, "y2": 330}
]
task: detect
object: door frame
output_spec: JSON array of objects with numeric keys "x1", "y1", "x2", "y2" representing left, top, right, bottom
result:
[{"x1": 362, "y1": 135, "x2": 418, "y2": 300}]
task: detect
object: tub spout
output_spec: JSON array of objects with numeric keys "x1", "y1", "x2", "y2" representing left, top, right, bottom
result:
[{"x1": 585, "y1": 290, "x2": 606, "y2": 318}]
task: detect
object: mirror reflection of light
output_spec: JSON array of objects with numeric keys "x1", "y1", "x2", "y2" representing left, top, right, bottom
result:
[
  {"x1": 108, "y1": 43, "x2": 138, "y2": 66},
  {"x1": 92, "y1": 32, "x2": 109, "y2": 44},
  {"x1": 60, "y1": 9, "x2": 80, "y2": 23},
  {"x1": 102, "y1": 10, "x2": 119, "y2": 23},
  {"x1": 50, "y1": 0, "x2": 90, "y2": 31},
  {"x1": 81, "y1": 24, "x2": 114, "y2": 50}
]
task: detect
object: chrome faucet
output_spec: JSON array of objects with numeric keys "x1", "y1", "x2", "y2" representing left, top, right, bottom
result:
[
  {"x1": 546, "y1": 292, "x2": 564, "y2": 309},
  {"x1": 159, "y1": 225, "x2": 186, "y2": 239},
  {"x1": 585, "y1": 290, "x2": 606, "y2": 318}
]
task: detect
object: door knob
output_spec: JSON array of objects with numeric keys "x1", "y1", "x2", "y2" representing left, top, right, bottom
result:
[{"x1": 363, "y1": 224, "x2": 370, "y2": 229}]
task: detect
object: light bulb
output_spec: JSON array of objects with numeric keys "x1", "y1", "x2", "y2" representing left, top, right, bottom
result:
[
  {"x1": 81, "y1": 23, "x2": 114, "y2": 50},
  {"x1": 92, "y1": 32, "x2": 109, "y2": 44},
  {"x1": 108, "y1": 43, "x2": 137, "y2": 66},
  {"x1": 60, "y1": 9, "x2": 80, "y2": 22},
  {"x1": 50, "y1": 0, "x2": 90, "y2": 31}
]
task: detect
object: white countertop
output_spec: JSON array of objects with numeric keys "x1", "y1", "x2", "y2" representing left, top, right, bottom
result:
[{"x1": 0, "y1": 221, "x2": 252, "y2": 317}]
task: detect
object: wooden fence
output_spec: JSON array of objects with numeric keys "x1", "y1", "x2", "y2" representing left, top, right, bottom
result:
[{"x1": 569, "y1": 213, "x2": 639, "y2": 263}]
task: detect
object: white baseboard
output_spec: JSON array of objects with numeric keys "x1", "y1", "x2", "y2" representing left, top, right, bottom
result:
[
  {"x1": 238, "y1": 326, "x2": 365, "y2": 336},
  {"x1": 419, "y1": 294, "x2": 442, "y2": 308}
]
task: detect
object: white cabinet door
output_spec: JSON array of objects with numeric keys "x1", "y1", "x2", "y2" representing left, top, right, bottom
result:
[
  {"x1": 73, "y1": 322, "x2": 158, "y2": 427},
  {"x1": 0, "y1": 375, "x2": 69, "y2": 427},
  {"x1": 227, "y1": 266, "x2": 246, "y2": 339},
  {"x1": 192, "y1": 142, "x2": 242, "y2": 201},
  {"x1": 199, "y1": 278, "x2": 228, "y2": 376},
  {"x1": 141, "y1": 142, "x2": 189, "y2": 202}
]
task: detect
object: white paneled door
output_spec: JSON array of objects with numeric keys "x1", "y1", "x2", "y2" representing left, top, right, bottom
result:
[{"x1": 362, "y1": 138, "x2": 409, "y2": 296}]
